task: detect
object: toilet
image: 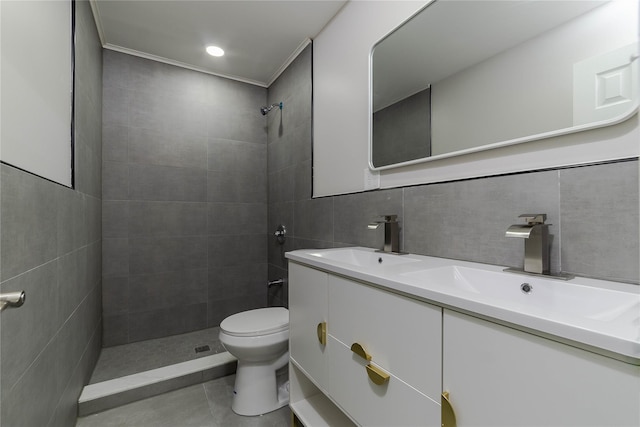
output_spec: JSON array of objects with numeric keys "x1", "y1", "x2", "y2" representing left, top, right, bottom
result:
[{"x1": 219, "y1": 307, "x2": 290, "y2": 416}]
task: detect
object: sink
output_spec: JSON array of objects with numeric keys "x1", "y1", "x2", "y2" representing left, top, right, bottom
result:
[
  {"x1": 286, "y1": 247, "x2": 640, "y2": 363},
  {"x1": 307, "y1": 248, "x2": 421, "y2": 268},
  {"x1": 401, "y1": 265, "x2": 640, "y2": 321}
]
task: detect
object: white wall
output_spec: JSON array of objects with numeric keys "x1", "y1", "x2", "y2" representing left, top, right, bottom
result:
[
  {"x1": 0, "y1": 0, "x2": 73, "y2": 187},
  {"x1": 313, "y1": 0, "x2": 639, "y2": 197},
  {"x1": 313, "y1": 0, "x2": 427, "y2": 196}
]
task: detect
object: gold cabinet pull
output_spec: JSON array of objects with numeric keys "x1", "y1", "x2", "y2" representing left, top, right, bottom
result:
[
  {"x1": 316, "y1": 322, "x2": 327, "y2": 345},
  {"x1": 365, "y1": 364, "x2": 390, "y2": 385},
  {"x1": 350, "y1": 342, "x2": 372, "y2": 361},
  {"x1": 441, "y1": 392, "x2": 457, "y2": 427}
]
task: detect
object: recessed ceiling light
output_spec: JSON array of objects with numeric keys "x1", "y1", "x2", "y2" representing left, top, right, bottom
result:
[{"x1": 206, "y1": 45, "x2": 224, "y2": 57}]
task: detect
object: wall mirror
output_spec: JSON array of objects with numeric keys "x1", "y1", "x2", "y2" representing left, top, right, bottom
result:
[
  {"x1": 1, "y1": 0, "x2": 75, "y2": 187},
  {"x1": 370, "y1": 0, "x2": 638, "y2": 170}
]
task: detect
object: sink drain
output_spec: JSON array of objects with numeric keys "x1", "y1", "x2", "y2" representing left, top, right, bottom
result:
[{"x1": 520, "y1": 283, "x2": 533, "y2": 294}]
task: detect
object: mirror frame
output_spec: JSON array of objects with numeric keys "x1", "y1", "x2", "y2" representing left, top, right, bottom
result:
[{"x1": 368, "y1": 1, "x2": 639, "y2": 172}]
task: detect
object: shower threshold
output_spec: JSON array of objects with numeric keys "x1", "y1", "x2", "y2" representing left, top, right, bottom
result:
[
  {"x1": 79, "y1": 326, "x2": 236, "y2": 415},
  {"x1": 79, "y1": 352, "x2": 237, "y2": 416}
]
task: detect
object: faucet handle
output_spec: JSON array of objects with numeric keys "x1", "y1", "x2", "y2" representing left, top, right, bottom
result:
[
  {"x1": 369, "y1": 214, "x2": 398, "y2": 225},
  {"x1": 518, "y1": 214, "x2": 546, "y2": 224}
]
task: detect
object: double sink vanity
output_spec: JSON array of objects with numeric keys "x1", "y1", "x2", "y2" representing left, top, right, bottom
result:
[
  {"x1": 301, "y1": 0, "x2": 639, "y2": 423},
  {"x1": 286, "y1": 247, "x2": 640, "y2": 426}
]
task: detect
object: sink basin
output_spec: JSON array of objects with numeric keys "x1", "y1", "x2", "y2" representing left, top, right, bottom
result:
[
  {"x1": 286, "y1": 247, "x2": 640, "y2": 364},
  {"x1": 307, "y1": 248, "x2": 421, "y2": 268},
  {"x1": 401, "y1": 265, "x2": 640, "y2": 322}
]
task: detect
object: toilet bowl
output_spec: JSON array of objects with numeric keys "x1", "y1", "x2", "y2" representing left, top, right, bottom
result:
[{"x1": 219, "y1": 307, "x2": 289, "y2": 416}]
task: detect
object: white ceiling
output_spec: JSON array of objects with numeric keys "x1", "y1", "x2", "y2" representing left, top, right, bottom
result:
[{"x1": 89, "y1": 0, "x2": 347, "y2": 87}]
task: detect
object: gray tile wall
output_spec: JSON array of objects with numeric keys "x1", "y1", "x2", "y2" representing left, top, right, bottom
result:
[
  {"x1": 102, "y1": 51, "x2": 269, "y2": 346},
  {"x1": 267, "y1": 45, "x2": 314, "y2": 307},
  {"x1": 268, "y1": 44, "x2": 639, "y2": 295},
  {"x1": 0, "y1": 1, "x2": 103, "y2": 425}
]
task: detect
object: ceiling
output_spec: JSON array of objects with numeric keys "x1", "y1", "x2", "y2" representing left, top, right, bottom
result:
[{"x1": 89, "y1": 0, "x2": 347, "y2": 87}]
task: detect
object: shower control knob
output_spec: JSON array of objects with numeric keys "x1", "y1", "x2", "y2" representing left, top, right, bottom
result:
[{"x1": 274, "y1": 225, "x2": 286, "y2": 245}]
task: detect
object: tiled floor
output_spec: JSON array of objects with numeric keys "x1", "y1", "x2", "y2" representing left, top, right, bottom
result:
[
  {"x1": 90, "y1": 327, "x2": 226, "y2": 383},
  {"x1": 76, "y1": 374, "x2": 291, "y2": 427}
]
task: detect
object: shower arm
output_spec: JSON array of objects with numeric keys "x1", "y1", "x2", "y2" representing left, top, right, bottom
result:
[{"x1": 260, "y1": 102, "x2": 283, "y2": 115}]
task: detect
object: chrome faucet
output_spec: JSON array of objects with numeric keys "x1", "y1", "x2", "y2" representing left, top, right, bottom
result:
[
  {"x1": 368, "y1": 214, "x2": 402, "y2": 254},
  {"x1": 505, "y1": 214, "x2": 550, "y2": 275}
]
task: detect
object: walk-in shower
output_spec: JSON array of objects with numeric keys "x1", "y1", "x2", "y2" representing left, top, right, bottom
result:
[{"x1": 260, "y1": 102, "x2": 283, "y2": 115}]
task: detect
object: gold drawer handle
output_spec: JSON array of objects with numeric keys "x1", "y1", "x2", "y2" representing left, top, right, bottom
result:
[
  {"x1": 350, "y1": 342, "x2": 372, "y2": 361},
  {"x1": 366, "y1": 364, "x2": 390, "y2": 385},
  {"x1": 441, "y1": 391, "x2": 457, "y2": 427},
  {"x1": 317, "y1": 322, "x2": 327, "y2": 345}
]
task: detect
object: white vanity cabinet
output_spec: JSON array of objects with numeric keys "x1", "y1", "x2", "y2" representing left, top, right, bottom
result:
[
  {"x1": 442, "y1": 309, "x2": 640, "y2": 427},
  {"x1": 289, "y1": 262, "x2": 442, "y2": 426},
  {"x1": 288, "y1": 256, "x2": 640, "y2": 427}
]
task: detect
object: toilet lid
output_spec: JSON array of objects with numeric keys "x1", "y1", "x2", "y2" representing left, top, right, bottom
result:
[{"x1": 220, "y1": 307, "x2": 289, "y2": 337}]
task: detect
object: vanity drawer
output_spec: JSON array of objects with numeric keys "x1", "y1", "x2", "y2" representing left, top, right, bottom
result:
[
  {"x1": 327, "y1": 336, "x2": 440, "y2": 426},
  {"x1": 328, "y1": 274, "x2": 442, "y2": 400}
]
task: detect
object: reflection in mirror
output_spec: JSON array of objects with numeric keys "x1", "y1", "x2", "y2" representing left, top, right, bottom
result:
[
  {"x1": 371, "y1": 0, "x2": 639, "y2": 170},
  {"x1": 0, "y1": 0, "x2": 75, "y2": 186},
  {"x1": 372, "y1": 87, "x2": 431, "y2": 167}
]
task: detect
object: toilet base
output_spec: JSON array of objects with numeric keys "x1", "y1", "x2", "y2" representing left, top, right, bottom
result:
[{"x1": 231, "y1": 352, "x2": 289, "y2": 416}]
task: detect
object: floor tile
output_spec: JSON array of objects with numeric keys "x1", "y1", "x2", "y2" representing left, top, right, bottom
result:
[
  {"x1": 76, "y1": 375, "x2": 291, "y2": 427},
  {"x1": 76, "y1": 382, "x2": 215, "y2": 427}
]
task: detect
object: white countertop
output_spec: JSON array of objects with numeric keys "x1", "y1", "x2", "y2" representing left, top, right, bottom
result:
[{"x1": 286, "y1": 247, "x2": 640, "y2": 365}]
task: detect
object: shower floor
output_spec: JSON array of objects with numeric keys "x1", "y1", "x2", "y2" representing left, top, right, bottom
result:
[{"x1": 89, "y1": 326, "x2": 226, "y2": 384}]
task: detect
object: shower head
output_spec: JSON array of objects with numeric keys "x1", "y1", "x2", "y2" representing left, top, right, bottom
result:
[{"x1": 260, "y1": 102, "x2": 283, "y2": 115}]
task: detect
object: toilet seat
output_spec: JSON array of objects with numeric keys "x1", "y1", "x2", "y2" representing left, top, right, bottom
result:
[{"x1": 220, "y1": 307, "x2": 289, "y2": 337}]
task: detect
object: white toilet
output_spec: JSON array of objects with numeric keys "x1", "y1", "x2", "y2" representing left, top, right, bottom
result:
[{"x1": 219, "y1": 307, "x2": 290, "y2": 416}]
